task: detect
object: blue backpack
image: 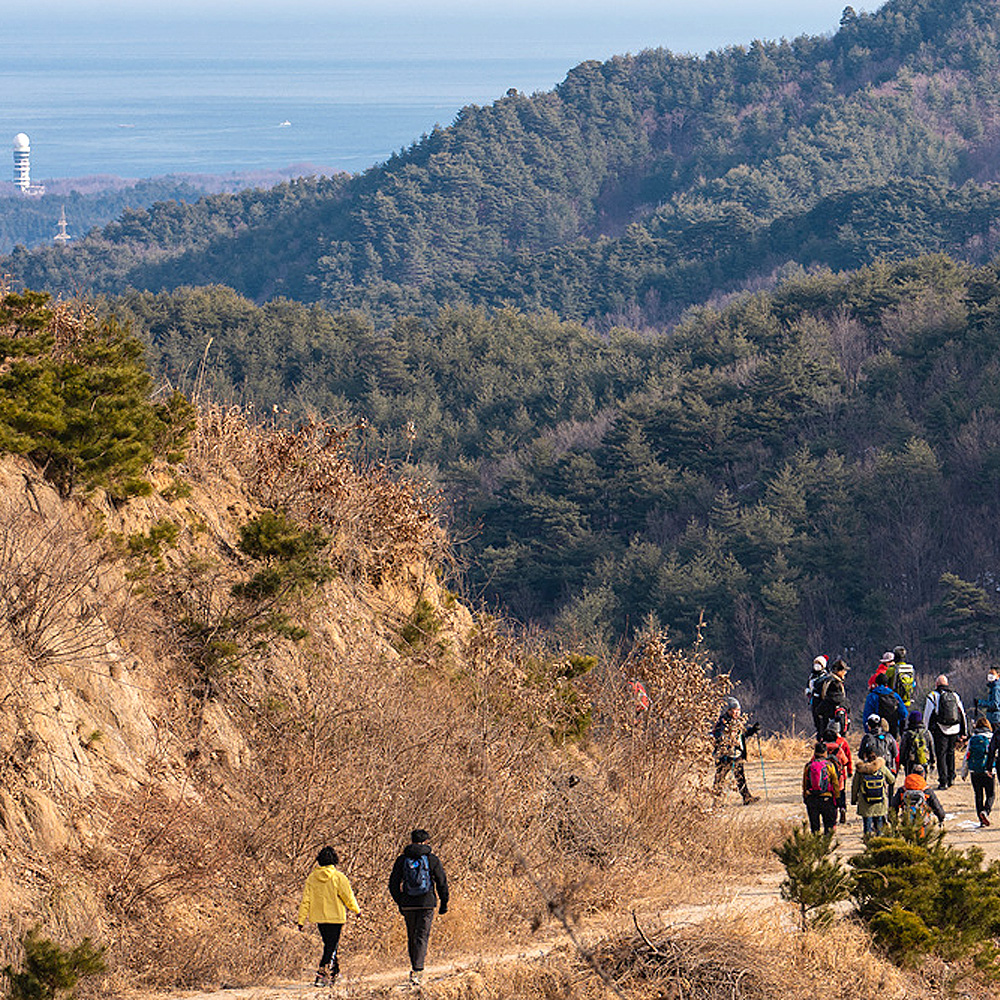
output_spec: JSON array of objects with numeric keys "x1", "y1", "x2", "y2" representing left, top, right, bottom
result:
[
  {"x1": 967, "y1": 732, "x2": 992, "y2": 773},
  {"x1": 403, "y1": 855, "x2": 431, "y2": 895}
]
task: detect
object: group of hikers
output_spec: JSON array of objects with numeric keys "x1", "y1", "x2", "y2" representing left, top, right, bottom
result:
[
  {"x1": 712, "y1": 645, "x2": 1000, "y2": 838},
  {"x1": 296, "y1": 829, "x2": 448, "y2": 988}
]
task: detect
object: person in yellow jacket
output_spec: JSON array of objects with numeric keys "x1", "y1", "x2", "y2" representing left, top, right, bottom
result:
[{"x1": 297, "y1": 847, "x2": 360, "y2": 987}]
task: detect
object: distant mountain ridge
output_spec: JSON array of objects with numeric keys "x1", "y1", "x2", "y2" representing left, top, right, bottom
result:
[{"x1": 6, "y1": 0, "x2": 1000, "y2": 322}]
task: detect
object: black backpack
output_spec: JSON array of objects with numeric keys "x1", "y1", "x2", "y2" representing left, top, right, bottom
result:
[
  {"x1": 937, "y1": 689, "x2": 961, "y2": 726},
  {"x1": 877, "y1": 689, "x2": 898, "y2": 727},
  {"x1": 403, "y1": 854, "x2": 431, "y2": 896}
]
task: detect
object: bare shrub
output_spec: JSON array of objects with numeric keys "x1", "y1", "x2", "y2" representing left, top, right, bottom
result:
[
  {"x1": 591, "y1": 620, "x2": 730, "y2": 848},
  {"x1": 0, "y1": 501, "x2": 127, "y2": 665},
  {"x1": 186, "y1": 404, "x2": 445, "y2": 583}
]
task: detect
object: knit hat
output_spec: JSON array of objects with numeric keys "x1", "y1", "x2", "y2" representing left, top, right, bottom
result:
[
  {"x1": 908, "y1": 709, "x2": 923, "y2": 727},
  {"x1": 812, "y1": 654, "x2": 828, "y2": 671}
]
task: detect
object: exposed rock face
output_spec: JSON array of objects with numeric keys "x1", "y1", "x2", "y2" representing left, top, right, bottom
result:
[{"x1": 0, "y1": 448, "x2": 468, "y2": 985}]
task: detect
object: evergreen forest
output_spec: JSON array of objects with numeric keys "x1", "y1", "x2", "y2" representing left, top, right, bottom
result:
[{"x1": 7, "y1": 0, "x2": 1000, "y2": 710}]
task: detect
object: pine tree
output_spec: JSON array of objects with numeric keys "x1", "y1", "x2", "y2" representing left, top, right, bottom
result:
[
  {"x1": 773, "y1": 824, "x2": 854, "y2": 931},
  {"x1": 3, "y1": 928, "x2": 105, "y2": 1000}
]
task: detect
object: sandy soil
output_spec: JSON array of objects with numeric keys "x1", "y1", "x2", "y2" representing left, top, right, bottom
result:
[{"x1": 141, "y1": 750, "x2": 998, "y2": 999}]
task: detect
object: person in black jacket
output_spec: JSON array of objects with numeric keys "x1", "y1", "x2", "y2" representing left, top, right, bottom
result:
[
  {"x1": 388, "y1": 829, "x2": 449, "y2": 986},
  {"x1": 816, "y1": 658, "x2": 851, "y2": 737}
]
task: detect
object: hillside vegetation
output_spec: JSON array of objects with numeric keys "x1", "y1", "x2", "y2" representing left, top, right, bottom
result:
[
  {"x1": 0, "y1": 291, "x2": 741, "y2": 994},
  {"x1": 7, "y1": 0, "x2": 1000, "y2": 326},
  {"x1": 104, "y1": 253, "x2": 1000, "y2": 711}
]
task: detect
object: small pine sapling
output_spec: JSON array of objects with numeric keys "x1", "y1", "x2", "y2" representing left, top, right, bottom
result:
[
  {"x1": 773, "y1": 823, "x2": 853, "y2": 931},
  {"x1": 3, "y1": 927, "x2": 105, "y2": 1000}
]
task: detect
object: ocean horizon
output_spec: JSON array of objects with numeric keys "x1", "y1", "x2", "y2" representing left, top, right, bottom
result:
[{"x1": 2, "y1": 5, "x2": 851, "y2": 182}]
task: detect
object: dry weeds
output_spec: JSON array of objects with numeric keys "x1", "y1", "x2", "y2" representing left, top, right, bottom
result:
[
  {"x1": 1, "y1": 403, "x2": 939, "y2": 998},
  {"x1": 757, "y1": 733, "x2": 812, "y2": 761},
  {"x1": 185, "y1": 404, "x2": 445, "y2": 585}
]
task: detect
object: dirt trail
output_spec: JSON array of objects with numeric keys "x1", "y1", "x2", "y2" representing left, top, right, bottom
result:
[{"x1": 145, "y1": 752, "x2": 1000, "y2": 999}]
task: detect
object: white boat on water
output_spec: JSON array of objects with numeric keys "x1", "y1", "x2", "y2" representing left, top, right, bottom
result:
[{"x1": 278, "y1": 120, "x2": 292, "y2": 127}]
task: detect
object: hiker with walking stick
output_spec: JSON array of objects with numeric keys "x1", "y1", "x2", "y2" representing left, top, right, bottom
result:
[{"x1": 711, "y1": 696, "x2": 761, "y2": 805}]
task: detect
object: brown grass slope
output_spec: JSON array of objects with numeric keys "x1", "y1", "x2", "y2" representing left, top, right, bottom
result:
[
  {"x1": 1, "y1": 404, "x2": 978, "y2": 1000},
  {"x1": 0, "y1": 402, "x2": 729, "y2": 993}
]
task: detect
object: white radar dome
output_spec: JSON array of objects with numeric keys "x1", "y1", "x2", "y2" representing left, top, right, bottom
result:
[{"x1": 13, "y1": 133, "x2": 30, "y2": 151}]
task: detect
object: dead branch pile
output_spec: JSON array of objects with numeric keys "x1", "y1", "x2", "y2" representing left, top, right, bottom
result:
[{"x1": 594, "y1": 927, "x2": 772, "y2": 999}]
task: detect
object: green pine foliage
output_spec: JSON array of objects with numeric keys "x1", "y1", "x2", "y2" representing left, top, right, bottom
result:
[
  {"x1": 926, "y1": 572, "x2": 1000, "y2": 658},
  {"x1": 850, "y1": 826, "x2": 1000, "y2": 968},
  {"x1": 7, "y1": 0, "x2": 1000, "y2": 327},
  {"x1": 773, "y1": 824, "x2": 854, "y2": 931},
  {"x1": 0, "y1": 289, "x2": 194, "y2": 498},
  {"x1": 3, "y1": 927, "x2": 105, "y2": 1000},
  {"x1": 98, "y1": 254, "x2": 1000, "y2": 701}
]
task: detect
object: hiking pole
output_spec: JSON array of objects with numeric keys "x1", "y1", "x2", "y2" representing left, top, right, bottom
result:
[{"x1": 756, "y1": 732, "x2": 769, "y2": 801}]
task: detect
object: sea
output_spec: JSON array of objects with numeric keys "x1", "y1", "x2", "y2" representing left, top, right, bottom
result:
[{"x1": 2, "y1": 3, "x2": 852, "y2": 182}]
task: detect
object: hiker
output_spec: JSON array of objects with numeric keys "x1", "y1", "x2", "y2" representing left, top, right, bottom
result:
[
  {"x1": 824, "y1": 724, "x2": 853, "y2": 825},
  {"x1": 802, "y1": 741, "x2": 841, "y2": 834},
  {"x1": 963, "y1": 717, "x2": 995, "y2": 827},
  {"x1": 816, "y1": 658, "x2": 851, "y2": 737},
  {"x1": 711, "y1": 696, "x2": 761, "y2": 804},
  {"x1": 863, "y1": 674, "x2": 908, "y2": 739},
  {"x1": 887, "y1": 645, "x2": 916, "y2": 708},
  {"x1": 867, "y1": 651, "x2": 894, "y2": 690},
  {"x1": 851, "y1": 745, "x2": 894, "y2": 838},
  {"x1": 898, "y1": 709, "x2": 935, "y2": 776},
  {"x1": 982, "y1": 669, "x2": 1000, "y2": 732},
  {"x1": 924, "y1": 674, "x2": 968, "y2": 790},
  {"x1": 297, "y1": 846, "x2": 361, "y2": 988},
  {"x1": 388, "y1": 829, "x2": 449, "y2": 987},
  {"x1": 806, "y1": 654, "x2": 828, "y2": 735},
  {"x1": 859, "y1": 714, "x2": 899, "y2": 775},
  {"x1": 890, "y1": 764, "x2": 945, "y2": 831}
]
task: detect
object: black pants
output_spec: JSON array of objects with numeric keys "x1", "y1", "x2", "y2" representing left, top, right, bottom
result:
[
  {"x1": 402, "y1": 908, "x2": 435, "y2": 972},
  {"x1": 933, "y1": 731, "x2": 959, "y2": 786},
  {"x1": 812, "y1": 705, "x2": 824, "y2": 737},
  {"x1": 805, "y1": 794, "x2": 837, "y2": 833},
  {"x1": 318, "y1": 923, "x2": 343, "y2": 971},
  {"x1": 972, "y1": 771, "x2": 996, "y2": 817}
]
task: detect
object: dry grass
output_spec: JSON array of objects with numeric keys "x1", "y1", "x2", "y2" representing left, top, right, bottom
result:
[
  {"x1": 757, "y1": 732, "x2": 812, "y2": 761},
  {"x1": 3, "y1": 403, "x2": 968, "y2": 998},
  {"x1": 186, "y1": 404, "x2": 445, "y2": 584},
  {"x1": 683, "y1": 810, "x2": 795, "y2": 876},
  {"x1": 354, "y1": 910, "x2": 925, "y2": 1000},
  {"x1": 585, "y1": 910, "x2": 913, "y2": 1000}
]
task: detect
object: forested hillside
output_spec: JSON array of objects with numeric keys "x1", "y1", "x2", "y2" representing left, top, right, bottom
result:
[
  {"x1": 111, "y1": 253, "x2": 1000, "y2": 707},
  {"x1": 0, "y1": 168, "x2": 344, "y2": 255},
  {"x1": 7, "y1": 0, "x2": 1000, "y2": 709},
  {"x1": 8, "y1": 0, "x2": 1000, "y2": 325}
]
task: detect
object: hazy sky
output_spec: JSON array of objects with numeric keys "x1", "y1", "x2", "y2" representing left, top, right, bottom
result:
[{"x1": 26, "y1": 1, "x2": 866, "y2": 60}]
